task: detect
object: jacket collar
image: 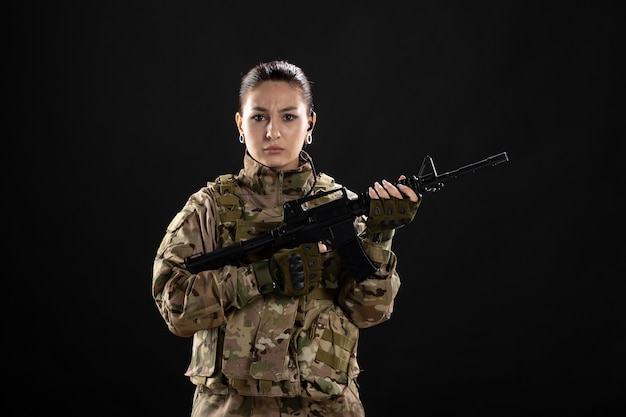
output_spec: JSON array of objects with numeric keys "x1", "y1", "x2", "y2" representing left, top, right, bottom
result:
[{"x1": 237, "y1": 150, "x2": 317, "y2": 197}]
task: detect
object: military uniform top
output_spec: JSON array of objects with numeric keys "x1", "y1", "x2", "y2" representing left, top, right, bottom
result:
[{"x1": 152, "y1": 150, "x2": 401, "y2": 400}]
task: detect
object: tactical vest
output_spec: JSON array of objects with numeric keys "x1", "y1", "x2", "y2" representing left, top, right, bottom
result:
[{"x1": 199, "y1": 172, "x2": 353, "y2": 398}]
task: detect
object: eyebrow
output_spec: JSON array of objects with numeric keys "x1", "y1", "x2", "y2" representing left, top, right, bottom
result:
[{"x1": 251, "y1": 106, "x2": 299, "y2": 113}]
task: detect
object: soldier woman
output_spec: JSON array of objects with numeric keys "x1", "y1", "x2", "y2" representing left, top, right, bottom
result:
[{"x1": 152, "y1": 60, "x2": 420, "y2": 416}]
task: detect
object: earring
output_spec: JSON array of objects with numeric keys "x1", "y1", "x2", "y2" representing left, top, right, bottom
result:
[
  {"x1": 306, "y1": 133, "x2": 312, "y2": 145},
  {"x1": 239, "y1": 133, "x2": 245, "y2": 144}
]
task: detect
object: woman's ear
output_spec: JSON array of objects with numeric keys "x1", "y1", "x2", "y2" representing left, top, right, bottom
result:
[
  {"x1": 307, "y1": 111, "x2": 317, "y2": 131},
  {"x1": 234, "y1": 112, "x2": 243, "y2": 133}
]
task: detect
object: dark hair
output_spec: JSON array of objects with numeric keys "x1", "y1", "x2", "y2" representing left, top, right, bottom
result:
[{"x1": 238, "y1": 60, "x2": 314, "y2": 115}]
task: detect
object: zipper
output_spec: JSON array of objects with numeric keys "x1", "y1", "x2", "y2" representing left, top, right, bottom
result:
[{"x1": 277, "y1": 171, "x2": 285, "y2": 208}]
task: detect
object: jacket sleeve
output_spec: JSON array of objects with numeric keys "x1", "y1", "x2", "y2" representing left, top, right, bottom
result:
[
  {"x1": 152, "y1": 186, "x2": 263, "y2": 338},
  {"x1": 336, "y1": 215, "x2": 402, "y2": 329}
]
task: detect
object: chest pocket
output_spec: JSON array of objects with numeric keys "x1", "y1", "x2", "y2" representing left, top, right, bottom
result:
[
  {"x1": 212, "y1": 174, "x2": 282, "y2": 254},
  {"x1": 216, "y1": 192, "x2": 244, "y2": 223}
]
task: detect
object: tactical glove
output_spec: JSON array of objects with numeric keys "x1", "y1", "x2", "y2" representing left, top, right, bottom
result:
[
  {"x1": 366, "y1": 197, "x2": 419, "y2": 233},
  {"x1": 252, "y1": 243, "x2": 323, "y2": 297}
]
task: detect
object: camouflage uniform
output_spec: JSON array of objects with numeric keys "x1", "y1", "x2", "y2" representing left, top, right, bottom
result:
[{"x1": 153, "y1": 151, "x2": 403, "y2": 416}]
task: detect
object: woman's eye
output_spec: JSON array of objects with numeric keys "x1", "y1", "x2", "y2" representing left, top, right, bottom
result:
[
  {"x1": 252, "y1": 115, "x2": 266, "y2": 121},
  {"x1": 284, "y1": 114, "x2": 295, "y2": 121}
]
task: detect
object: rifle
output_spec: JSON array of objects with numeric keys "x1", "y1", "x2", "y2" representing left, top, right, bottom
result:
[{"x1": 185, "y1": 151, "x2": 509, "y2": 281}]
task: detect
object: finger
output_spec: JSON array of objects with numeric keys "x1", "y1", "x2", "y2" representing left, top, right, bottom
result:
[
  {"x1": 318, "y1": 242, "x2": 328, "y2": 253},
  {"x1": 382, "y1": 179, "x2": 403, "y2": 199},
  {"x1": 398, "y1": 184, "x2": 419, "y2": 202},
  {"x1": 368, "y1": 186, "x2": 379, "y2": 199},
  {"x1": 396, "y1": 174, "x2": 419, "y2": 202},
  {"x1": 374, "y1": 181, "x2": 391, "y2": 199}
]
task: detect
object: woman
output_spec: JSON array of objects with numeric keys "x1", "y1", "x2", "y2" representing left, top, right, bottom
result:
[{"x1": 152, "y1": 60, "x2": 420, "y2": 416}]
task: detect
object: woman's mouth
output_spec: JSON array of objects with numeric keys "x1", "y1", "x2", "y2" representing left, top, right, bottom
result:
[{"x1": 264, "y1": 146, "x2": 283, "y2": 154}]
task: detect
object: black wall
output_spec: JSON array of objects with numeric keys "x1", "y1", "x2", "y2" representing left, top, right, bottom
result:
[{"x1": 10, "y1": 2, "x2": 622, "y2": 416}]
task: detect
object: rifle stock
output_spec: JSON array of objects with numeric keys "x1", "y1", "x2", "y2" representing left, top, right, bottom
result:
[{"x1": 185, "y1": 151, "x2": 509, "y2": 280}]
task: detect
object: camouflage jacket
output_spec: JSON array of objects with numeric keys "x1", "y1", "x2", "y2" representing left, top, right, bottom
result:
[{"x1": 152, "y1": 151, "x2": 401, "y2": 400}]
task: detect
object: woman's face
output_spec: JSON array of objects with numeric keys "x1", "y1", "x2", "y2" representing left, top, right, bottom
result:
[{"x1": 235, "y1": 81, "x2": 314, "y2": 171}]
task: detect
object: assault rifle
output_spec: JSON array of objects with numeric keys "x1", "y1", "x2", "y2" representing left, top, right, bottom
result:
[{"x1": 185, "y1": 151, "x2": 509, "y2": 281}]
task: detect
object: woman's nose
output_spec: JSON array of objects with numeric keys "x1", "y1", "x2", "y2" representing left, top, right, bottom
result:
[{"x1": 266, "y1": 120, "x2": 280, "y2": 139}]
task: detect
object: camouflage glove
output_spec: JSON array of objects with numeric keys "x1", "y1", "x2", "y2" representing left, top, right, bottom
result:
[
  {"x1": 252, "y1": 243, "x2": 323, "y2": 297},
  {"x1": 366, "y1": 197, "x2": 419, "y2": 233}
]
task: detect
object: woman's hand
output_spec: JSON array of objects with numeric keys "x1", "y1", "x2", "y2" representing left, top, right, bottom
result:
[
  {"x1": 366, "y1": 175, "x2": 420, "y2": 232},
  {"x1": 368, "y1": 175, "x2": 419, "y2": 202}
]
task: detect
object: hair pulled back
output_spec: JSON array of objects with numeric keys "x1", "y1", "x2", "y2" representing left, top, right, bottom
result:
[{"x1": 238, "y1": 60, "x2": 314, "y2": 115}]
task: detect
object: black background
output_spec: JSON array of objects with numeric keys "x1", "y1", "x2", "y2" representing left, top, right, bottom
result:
[{"x1": 10, "y1": 2, "x2": 623, "y2": 416}]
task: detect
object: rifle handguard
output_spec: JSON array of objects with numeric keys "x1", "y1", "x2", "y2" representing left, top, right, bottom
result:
[{"x1": 366, "y1": 197, "x2": 419, "y2": 233}]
